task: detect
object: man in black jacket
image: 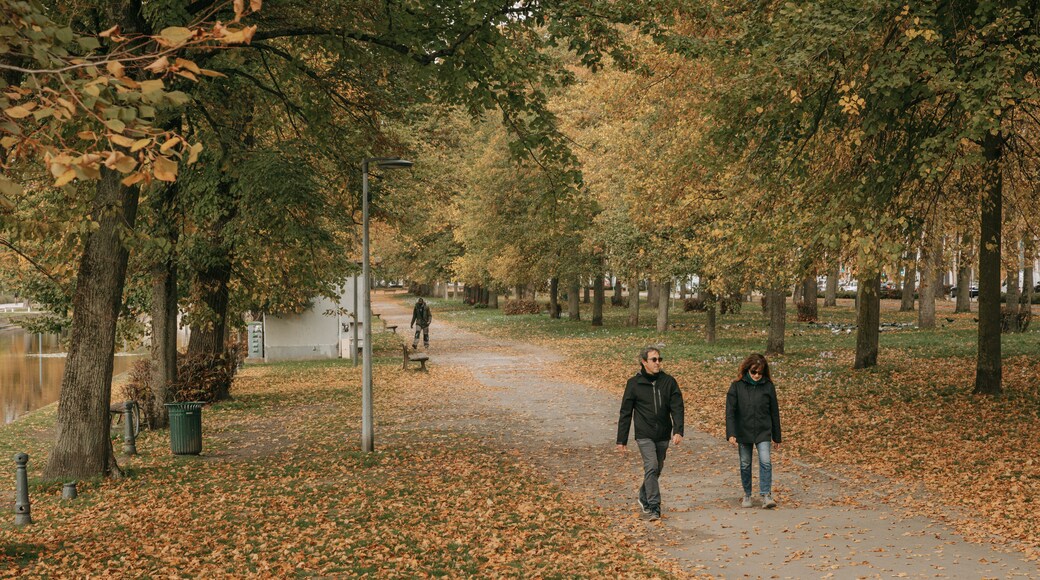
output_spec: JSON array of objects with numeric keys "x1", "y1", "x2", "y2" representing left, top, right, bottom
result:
[
  {"x1": 410, "y1": 297, "x2": 432, "y2": 350},
  {"x1": 616, "y1": 346, "x2": 685, "y2": 521}
]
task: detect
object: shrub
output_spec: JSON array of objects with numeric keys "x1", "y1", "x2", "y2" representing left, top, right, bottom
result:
[
  {"x1": 1001, "y1": 308, "x2": 1032, "y2": 333},
  {"x1": 121, "y1": 359, "x2": 157, "y2": 429},
  {"x1": 173, "y1": 341, "x2": 247, "y2": 403},
  {"x1": 719, "y1": 294, "x2": 743, "y2": 315},
  {"x1": 683, "y1": 297, "x2": 707, "y2": 312},
  {"x1": 503, "y1": 299, "x2": 542, "y2": 315},
  {"x1": 611, "y1": 296, "x2": 629, "y2": 308},
  {"x1": 795, "y1": 300, "x2": 818, "y2": 322}
]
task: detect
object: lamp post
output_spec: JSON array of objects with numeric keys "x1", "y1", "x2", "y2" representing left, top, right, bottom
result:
[{"x1": 362, "y1": 157, "x2": 413, "y2": 453}]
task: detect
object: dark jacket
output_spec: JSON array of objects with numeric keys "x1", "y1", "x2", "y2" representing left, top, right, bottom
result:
[
  {"x1": 411, "y1": 301, "x2": 431, "y2": 328},
  {"x1": 617, "y1": 370, "x2": 685, "y2": 444},
  {"x1": 725, "y1": 377, "x2": 782, "y2": 445}
]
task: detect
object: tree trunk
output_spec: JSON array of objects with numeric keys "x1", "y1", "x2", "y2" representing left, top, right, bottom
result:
[
  {"x1": 45, "y1": 170, "x2": 139, "y2": 480},
  {"x1": 824, "y1": 266, "x2": 838, "y2": 307},
  {"x1": 1022, "y1": 235, "x2": 1034, "y2": 315},
  {"x1": 705, "y1": 293, "x2": 717, "y2": 344},
  {"x1": 612, "y1": 278, "x2": 623, "y2": 306},
  {"x1": 627, "y1": 275, "x2": 640, "y2": 327},
  {"x1": 955, "y1": 231, "x2": 974, "y2": 313},
  {"x1": 765, "y1": 289, "x2": 785, "y2": 355},
  {"x1": 918, "y1": 227, "x2": 939, "y2": 329},
  {"x1": 188, "y1": 258, "x2": 232, "y2": 359},
  {"x1": 647, "y1": 279, "x2": 658, "y2": 309},
  {"x1": 1005, "y1": 243, "x2": 1020, "y2": 332},
  {"x1": 801, "y1": 274, "x2": 818, "y2": 321},
  {"x1": 583, "y1": 282, "x2": 590, "y2": 304},
  {"x1": 514, "y1": 284, "x2": 524, "y2": 300},
  {"x1": 900, "y1": 251, "x2": 917, "y2": 311},
  {"x1": 854, "y1": 273, "x2": 881, "y2": 369},
  {"x1": 568, "y1": 276, "x2": 580, "y2": 320},
  {"x1": 656, "y1": 278, "x2": 670, "y2": 333},
  {"x1": 679, "y1": 280, "x2": 687, "y2": 300},
  {"x1": 549, "y1": 277, "x2": 560, "y2": 319},
  {"x1": 592, "y1": 274, "x2": 604, "y2": 327},
  {"x1": 975, "y1": 133, "x2": 1002, "y2": 395},
  {"x1": 489, "y1": 289, "x2": 498, "y2": 309},
  {"x1": 148, "y1": 185, "x2": 179, "y2": 429}
]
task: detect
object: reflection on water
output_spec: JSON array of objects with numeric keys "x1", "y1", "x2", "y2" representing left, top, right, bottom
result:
[{"x1": 0, "y1": 328, "x2": 142, "y2": 425}]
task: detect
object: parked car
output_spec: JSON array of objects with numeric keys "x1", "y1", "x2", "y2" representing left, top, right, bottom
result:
[{"x1": 949, "y1": 285, "x2": 978, "y2": 299}]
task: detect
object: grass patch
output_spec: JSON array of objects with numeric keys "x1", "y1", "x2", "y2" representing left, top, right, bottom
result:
[{"x1": 0, "y1": 335, "x2": 676, "y2": 577}]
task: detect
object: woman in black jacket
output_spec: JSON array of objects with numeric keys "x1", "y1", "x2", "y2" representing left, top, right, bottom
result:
[{"x1": 726, "y1": 353, "x2": 782, "y2": 509}]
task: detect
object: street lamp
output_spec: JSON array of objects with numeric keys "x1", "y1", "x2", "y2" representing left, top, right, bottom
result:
[{"x1": 362, "y1": 157, "x2": 413, "y2": 453}]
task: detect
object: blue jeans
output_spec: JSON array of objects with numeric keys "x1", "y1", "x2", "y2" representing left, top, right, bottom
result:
[
  {"x1": 738, "y1": 441, "x2": 772, "y2": 496},
  {"x1": 636, "y1": 438, "x2": 669, "y2": 509}
]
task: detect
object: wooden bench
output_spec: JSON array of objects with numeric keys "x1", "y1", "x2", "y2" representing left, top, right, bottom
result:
[{"x1": 401, "y1": 344, "x2": 430, "y2": 371}]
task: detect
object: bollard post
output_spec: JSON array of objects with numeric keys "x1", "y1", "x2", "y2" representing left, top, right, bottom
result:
[
  {"x1": 13, "y1": 453, "x2": 31, "y2": 525},
  {"x1": 62, "y1": 482, "x2": 78, "y2": 500},
  {"x1": 122, "y1": 401, "x2": 137, "y2": 456}
]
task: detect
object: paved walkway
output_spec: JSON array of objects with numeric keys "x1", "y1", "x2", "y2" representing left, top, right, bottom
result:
[{"x1": 376, "y1": 293, "x2": 1038, "y2": 578}]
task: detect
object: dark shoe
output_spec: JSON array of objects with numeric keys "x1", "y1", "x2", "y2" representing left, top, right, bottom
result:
[
  {"x1": 648, "y1": 508, "x2": 661, "y2": 522},
  {"x1": 637, "y1": 497, "x2": 650, "y2": 514}
]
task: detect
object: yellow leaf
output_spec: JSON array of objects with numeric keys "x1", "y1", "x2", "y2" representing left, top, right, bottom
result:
[
  {"x1": 187, "y1": 142, "x2": 204, "y2": 164},
  {"x1": 110, "y1": 134, "x2": 136, "y2": 148},
  {"x1": 122, "y1": 172, "x2": 148, "y2": 186},
  {"x1": 54, "y1": 168, "x2": 77, "y2": 187},
  {"x1": 153, "y1": 156, "x2": 178, "y2": 182},
  {"x1": 99, "y1": 25, "x2": 120, "y2": 38},
  {"x1": 175, "y1": 58, "x2": 201, "y2": 74},
  {"x1": 175, "y1": 70, "x2": 198, "y2": 82},
  {"x1": 251, "y1": 0, "x2": 262, "y2": 10},
  {"x1": 160, "y1": 136, "x2": 182, "y2": 153},
  {"x1": 105, "y1": 151, "x2": 138, "y2": 174},
  {"x1": 106, "y1": 61, "x2": 126, "y2": 78},
  {"x1": 4, "y1": 105, "x2": 32, "y2": 119},
  {"x1": 158, "y1": 27, "x2": 193, "y2": 47},
  {"x1": 144, "y1": 56, "x2": 170, "y2": 74},
  {"x1": 131, "y1": 138, "x2": 152, "y2": 152},
  {"x1": 105, "y1": 118, "x2": 126, "y2": 133}
]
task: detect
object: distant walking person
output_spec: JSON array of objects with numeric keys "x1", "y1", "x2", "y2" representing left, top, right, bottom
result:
[
  {"x1": 726, "y1": 353, "x2": 782, "y2": 509},
  {"x1": 410, "y1": 297, "x2": 432, "y2": 350},
  {"x1": 616, "y1": 346, "x2": 685, "y2": 522}
]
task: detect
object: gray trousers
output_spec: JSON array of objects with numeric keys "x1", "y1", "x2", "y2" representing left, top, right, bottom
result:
[
  {"x1": 412, "y1": 325, "x2": 429, "y2": 347},
  {"x1": 636, "y1": 438, "x2": 670, "y2": 509}
]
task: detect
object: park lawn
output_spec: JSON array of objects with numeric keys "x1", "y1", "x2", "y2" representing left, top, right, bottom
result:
[
  {"x1": 433, "y1": 294, "x2": 1040, "y2": 559},
  {"x1": 0, "y1": 331, "x2": 679, "y2": 578}
]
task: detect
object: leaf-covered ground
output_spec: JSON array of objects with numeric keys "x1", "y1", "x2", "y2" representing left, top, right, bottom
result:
[
  {"x1": 440, "y1": 296, "x2": 1040, "y2": 561},
  {"x1": 0, "y1": 332, "x2": 684, "y2": 578}
]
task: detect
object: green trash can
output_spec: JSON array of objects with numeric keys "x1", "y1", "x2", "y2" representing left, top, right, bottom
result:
[{"x1": 166, "y1": 402, "x2": 204, "y2": 455}]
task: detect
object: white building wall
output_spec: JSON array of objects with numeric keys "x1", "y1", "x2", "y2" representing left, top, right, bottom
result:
[{"x1": 261, "y1": 276, "x2": 367, "y2": 362}]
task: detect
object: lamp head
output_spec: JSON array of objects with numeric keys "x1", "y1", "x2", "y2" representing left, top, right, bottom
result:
[{"x1": 376, "y1": 158, "x2": 413, "y2": 169}]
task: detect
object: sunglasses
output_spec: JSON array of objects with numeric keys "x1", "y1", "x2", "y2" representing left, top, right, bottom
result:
[
  {"x1": 749, "y1": 369, "x2": 763, "y2": 376},
  {"x1": 647, "y1": 357, "x2": 663, "y2": 363}
]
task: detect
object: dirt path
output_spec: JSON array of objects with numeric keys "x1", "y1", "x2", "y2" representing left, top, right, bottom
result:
[{"x1": 376, "y1": 292, "x2": 1038, "y2": 578}]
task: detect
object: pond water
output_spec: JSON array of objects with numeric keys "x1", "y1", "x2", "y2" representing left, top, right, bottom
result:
[{"x1": 0, "y1": 327, "x2": 143, "y2": 425}]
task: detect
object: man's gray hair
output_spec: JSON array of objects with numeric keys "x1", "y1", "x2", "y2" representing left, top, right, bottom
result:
[{"x1": 639, "y1": 345, "x2": 661, "y2": 361}]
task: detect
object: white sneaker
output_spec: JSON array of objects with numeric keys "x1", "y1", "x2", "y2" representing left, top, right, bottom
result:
[
  {"x1": 762, "y1": 494, "x2": 777, "y2": 509},
  {"x1": 741, "y1": 495, "x2": 753, "y2": 508}
]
